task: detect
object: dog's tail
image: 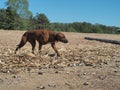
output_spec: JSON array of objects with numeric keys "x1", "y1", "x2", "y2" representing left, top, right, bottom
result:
[{"x1": 15, "y1": 32, "x2": 28, "y2": 53}]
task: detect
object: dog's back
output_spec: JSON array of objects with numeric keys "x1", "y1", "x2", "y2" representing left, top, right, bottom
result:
[{"x1": 27, "y1": 30, "x2": 56, "y2": 44}]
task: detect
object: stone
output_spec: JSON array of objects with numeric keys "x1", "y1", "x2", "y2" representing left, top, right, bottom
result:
[
  {"x1": 38, "y1": 72, "x2": 43, "y2": 75},
  {"x1": 98, "y1": 75, "x2": 106, "y2": 80},
  {"x1": 48, "y1": 83, "x2": 56, "y2": 87},
  {"x1": 83, "y1": 82, "x2": 89, "y2": 85},
  {"x1": 37, "y1": 86, "x2": 45, "y2": 89}
]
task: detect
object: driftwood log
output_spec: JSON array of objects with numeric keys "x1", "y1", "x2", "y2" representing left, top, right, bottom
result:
[{"x1": 84, "y1": 37, "x2": 120, "y2": 45}]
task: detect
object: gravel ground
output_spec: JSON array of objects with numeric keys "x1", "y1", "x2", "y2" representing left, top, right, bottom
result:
[{"x1": 0, "y1": 30, "x2": 120, "y2": 90}]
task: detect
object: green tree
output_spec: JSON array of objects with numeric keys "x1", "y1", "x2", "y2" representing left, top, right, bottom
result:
[
  {"x1": 5, "y1": 0, "x2": 31, "y2": 18},
  {"x1": 0, "y1": 7, "x2": 22, "y2": 30},
  {"x1": 5, "y1": 0, "x2": 32, "y2": 30},
  {"x1": 28, "y1": 15, "x2": 37, "y2": 30},
  {"x1": 0, "y1": 8, "x2": 6, "y2": 29},
  {"x1": 35, "y1": 13, "x2": 50, "y2": 29},
  {"x1": 5, "y1": 6, "x2": 22, "y2": 30}
]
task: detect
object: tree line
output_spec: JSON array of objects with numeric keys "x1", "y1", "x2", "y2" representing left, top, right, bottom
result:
[{"x1": 0, "y1": 0, "x2": 119, "y2": 34}]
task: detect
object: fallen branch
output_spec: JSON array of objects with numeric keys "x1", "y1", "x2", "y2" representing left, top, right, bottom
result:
[{"x1": 84, "y1": 37, "x2": 120, "y2": 45}]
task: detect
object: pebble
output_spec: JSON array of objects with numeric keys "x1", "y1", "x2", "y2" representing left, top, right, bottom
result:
[
  {"x1": 98, "y1": 75, "x2": 106, "y2": 80},
  {"x1": 55, "y1": 71, "x2": 59, "y2": 73},
  {"x1": 38, "y1": 72, "x2": 43, "y2": 75},
  {"x1": 83, "y1": 82, "x2": 89, "y2": 86},
  {"x1": 83, "y1": 72, "x2": 87, "y2": 75},
  {"x1": 40, "y1": 86, "x2": 45, "y2": 89},
  {"x1": 68, "y1": 63, "x2": 77, "y2": 67},
  {"x1": 53, "y1": 65, "x2": 59, "y2": 69},
  {"x1": 2, "y1": 70, "x2": 10, "y2": 74},
  {"x1": 12, "y1": 75, "x2": 18, "y2": 78},
  {"x1": 37, "y1": 86, "x2": 45, "y2": 89},
  {"x1": 114, "y1": 70, "x2": 117, "y2": 73},
  {"x1": 48, "y1": 83, "x2": 56, "y2": 87}
]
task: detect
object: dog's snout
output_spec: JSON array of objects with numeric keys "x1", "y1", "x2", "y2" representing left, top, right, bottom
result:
[
  {"x1": 65, "y1": 39, "x2": 68, "y2": 43},
  {"x1": 63, "y1": 39, "x2": 68, "y2": 43}
]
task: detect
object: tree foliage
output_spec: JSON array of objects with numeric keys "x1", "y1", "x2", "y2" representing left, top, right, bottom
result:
[
  {"x1": 28, "y1": 13, "x2": 50, "y2": 30},
  {"x1": 48, "y1": 22, "x2": 119, "y2": 34},
  {"x1": 5, "y1": 0, "x2": 31, "y2": 18},
  {"x1": 0, "y1": 8, "x2": 6, "y2": 29},
  {"x1": 0, "y1": 7, "x2": 22, "y2": 30}
]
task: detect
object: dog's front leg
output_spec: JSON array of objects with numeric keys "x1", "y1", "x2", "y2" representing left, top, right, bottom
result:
[
  {"x1": 51, "y1": 42, "x2": 60, "y2": 57},
  {"x1": 38, "y1": 44, "x2": 42, "y2": 53}
]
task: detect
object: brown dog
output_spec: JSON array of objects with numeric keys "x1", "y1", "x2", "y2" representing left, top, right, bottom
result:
[{"x1": 15, "y1": 30, "x2": 68, "y2": 56}]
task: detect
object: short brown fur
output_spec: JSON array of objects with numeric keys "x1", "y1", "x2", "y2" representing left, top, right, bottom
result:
[{"x1": 15, "y1": 30, "x2": 68, "y2": 56}]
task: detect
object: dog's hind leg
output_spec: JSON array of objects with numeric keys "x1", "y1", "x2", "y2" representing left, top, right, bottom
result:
[
  {"x1": 15, "y1": 42, "x2": 26, "y2": 52},
  {"x1": 15, "y1": 35, "x2": 27, "y2": 54},
  {"x1": 29, "y1": 39, "x2": 36, "y2": 54}
]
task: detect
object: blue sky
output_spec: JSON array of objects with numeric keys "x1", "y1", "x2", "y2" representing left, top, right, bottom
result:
[{"x1": 0, "y1": 0, "x2": 120, "y2": 27}]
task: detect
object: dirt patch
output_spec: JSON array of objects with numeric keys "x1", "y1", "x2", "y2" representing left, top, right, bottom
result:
[{"x1": 0, "y1": 30, "x2": 120, "y2": 90}]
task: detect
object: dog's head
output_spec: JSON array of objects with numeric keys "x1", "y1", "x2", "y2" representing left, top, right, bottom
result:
[{"x1": 56, "y1": 33, "x2": 68, "y2": 43}]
